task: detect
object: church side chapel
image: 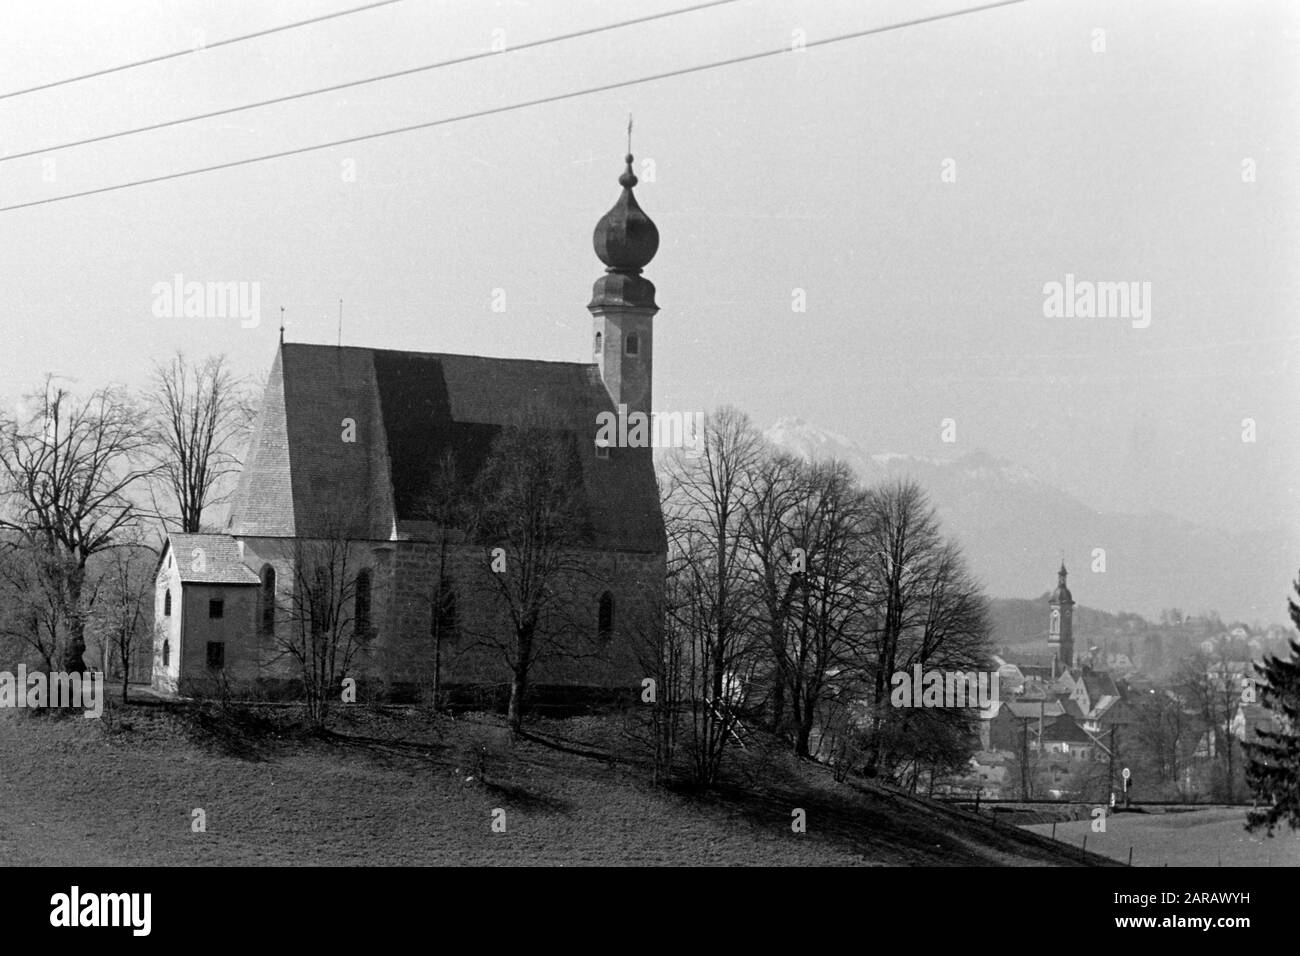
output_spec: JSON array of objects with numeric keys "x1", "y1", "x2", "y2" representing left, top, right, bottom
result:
[{"x1": 153, "y1": 154, "x2": 668, "y2": 706}]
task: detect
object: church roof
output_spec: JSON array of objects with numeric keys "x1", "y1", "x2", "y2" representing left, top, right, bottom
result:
[{"x1": 228, "y1": 343, "x2": 666, "y2": 553}]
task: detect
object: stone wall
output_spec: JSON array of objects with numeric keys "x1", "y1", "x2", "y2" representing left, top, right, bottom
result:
[{"x1": 167, "y1": 532, "x2": 664, "y2": 705}]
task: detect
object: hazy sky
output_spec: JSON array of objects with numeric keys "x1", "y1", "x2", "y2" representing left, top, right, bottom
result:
[{"x1": 2, "y1": 1, "x2": 1296, "y2": 551}]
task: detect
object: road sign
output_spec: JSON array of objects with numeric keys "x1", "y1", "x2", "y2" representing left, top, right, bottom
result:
[{"x1": 1122, "y1": 767, "x2": 1131, "y2": 780}]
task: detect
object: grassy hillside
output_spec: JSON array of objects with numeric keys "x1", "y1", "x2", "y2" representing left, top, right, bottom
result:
[
  {"x1": 1024, "y1": 808, "x2": 1300, "y2": 867},
  {"x1": 0, "y1": 701, "x2": 1113, "y2": 867}
]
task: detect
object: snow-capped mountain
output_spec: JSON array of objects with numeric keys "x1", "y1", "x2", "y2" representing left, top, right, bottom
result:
[{"x1": 763, "y1": 417, "x2": 1297, "y2": 626}]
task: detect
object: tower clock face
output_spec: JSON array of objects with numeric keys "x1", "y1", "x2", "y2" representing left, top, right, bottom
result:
[{"x1": 1051, "y1": 608, "x2": 1060, "y2": 632}]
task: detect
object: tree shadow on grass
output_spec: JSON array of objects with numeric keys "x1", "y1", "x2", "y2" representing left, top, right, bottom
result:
[
  {"x1": 516, "y1": 727, "x2": 629, "y2": 765},
  {"x1": 324, "y1": 729, "x2": 456, "y2": 775},
  {"x1": 177, "y1": 702, "x2": 290, "y2": 763},
  {"x1": 480, "y1": 778, "x2": 573, "y2": 815}
]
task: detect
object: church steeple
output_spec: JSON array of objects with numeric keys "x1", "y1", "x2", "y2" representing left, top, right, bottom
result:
[
  {"x1": 590, "y1": 153, "x2": 659, "y2": 310},
  {"x1": 1048, "y1": 560, "x2": 1075, "y2": 670},
  {"x1": 589, "y1": 147, "x2": 659, "y2": 422}
]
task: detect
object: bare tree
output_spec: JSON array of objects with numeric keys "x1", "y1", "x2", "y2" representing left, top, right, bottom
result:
[
  {"x1": 463, "y1": 406, "x2": 599, "y2": 733},
  {"x1": 0, "y1": 379, "x2": 153, "y2": 672},
  {"x1": 1178, "y1": 642, "x2": 1246, "y2": 801},
  {"x1": 782, "y1": 460, "x2": 875, "y2": 757},
  {"x1": 662, "y1": 406, "x2": 765, "y2": 785},
  {"x1": 858, "y1": 479, "x2": 944, "y2": 777},
  {"x1": 737, "y1": 451, "x2": 808, "y2": 736},
  {"x1": 1132, "y1": 688, "x2": 1188, "y2": 788},
  {"x1": 88, "y1": 535, "x2": 158, "y2": 704},
  {"x1": 269, "y1": 514, "x2": 372, "y2": 730},
  {"x1": 627, "y1": 549, "x2": 686, "y2": 785},
  {"x1": 0, "y1": 537, "x2": 65, "y2": 671},
  {"x1": 412, "y1": 450, "x2": 464, "y2": 712},
  {"x1": 146, "y1": 352, "x2": 252, "y2": 533}
]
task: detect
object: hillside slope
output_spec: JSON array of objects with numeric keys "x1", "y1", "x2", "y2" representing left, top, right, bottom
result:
[{"x1": 0, "y1": 704, "x2": 1111, "y2": 867}]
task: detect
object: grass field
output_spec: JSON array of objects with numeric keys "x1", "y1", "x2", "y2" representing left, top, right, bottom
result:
[
  {"x1": 1023, "y1": 808, "x2": 1300, "y2": 867},
  {"x1": 0, "y1": 698, "x2": 1111, "y2": 866}
]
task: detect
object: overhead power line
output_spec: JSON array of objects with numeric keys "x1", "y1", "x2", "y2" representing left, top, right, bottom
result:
[
  {"x1": 0, "y1": 0, "x2": 1027, "y2": 215},
  {"x1": 0, "y1": 0, "x2": 744, "y2": 164},
  {"x1": 0, "y1": 0, "x2": 406, "y2": 101}
]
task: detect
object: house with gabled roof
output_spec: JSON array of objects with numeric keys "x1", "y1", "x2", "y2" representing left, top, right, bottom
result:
[
  {"x1": 153, "y1": 156, "x2": 668, "y2": 702},
  {"x1": 1039, "y1": 715, "x2": 1096, "y2": 761},
  {"x1": 1068, "y1": 667, "x2": 1120, "y2": 720},
  {"x1": 154, "y1": 533, "x2": 261, "y2": 691}
]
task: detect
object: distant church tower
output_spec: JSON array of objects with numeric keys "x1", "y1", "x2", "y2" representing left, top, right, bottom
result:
[
  {"x1": 589, "y1": 152, "x2": 659, "y2": 420},
  {"x1": 1048, "y1": 561, "x2": 1075, "y2": 670}
]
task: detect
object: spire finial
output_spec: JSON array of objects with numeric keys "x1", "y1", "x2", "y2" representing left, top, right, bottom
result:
[
  {"x1": 618, "y1": 114, "x2": 638, "y2": 188},
  {"x1": 279, "y1": 306, "x2": 285, "y2": 346}
]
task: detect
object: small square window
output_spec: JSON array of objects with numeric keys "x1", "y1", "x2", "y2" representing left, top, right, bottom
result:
[
  {"x1": 206, "y1": 641, "x2": 225, "y2": 668},
  {"x1": 209, "y1": 599, "x2": 224, "y2": 619}
]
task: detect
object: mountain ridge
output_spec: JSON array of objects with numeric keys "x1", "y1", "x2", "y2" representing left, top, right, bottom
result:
[{"x1": 763, "y1": 417, "x2": 1297, "y2": 626}]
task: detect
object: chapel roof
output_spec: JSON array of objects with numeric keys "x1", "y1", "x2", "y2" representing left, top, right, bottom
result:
[{"x1": 228, "y1": 343, "x2": 666, "y2": 553}]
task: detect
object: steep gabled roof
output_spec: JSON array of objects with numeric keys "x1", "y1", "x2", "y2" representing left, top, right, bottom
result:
[
  {"x1": 1040, "y1": 715, "x2": 1094, "y2": 744},
  {"x1": 228, "y1": 349, "x2": 296, "y2": 537},
  {"x1": 229, "y1": 343, "x2": 666, "y2": 553},
  {"x1": 1082, "y1": 670, "x2": 1120, "y2": 702},
  {"x1": 1006, "y1": 700, "x2": 1065, "y2": 720},
  {"x1": 163, "y1": 534, "x2": 259, "y2": 585}
]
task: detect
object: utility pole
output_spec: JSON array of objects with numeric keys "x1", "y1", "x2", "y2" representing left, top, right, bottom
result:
[
  {"x1": 1020, "y1": 717, "x2": 1031, "y2": 799},
  {"x1": 1107, "y1": 724, "x2": 1116, "y2": 802}
]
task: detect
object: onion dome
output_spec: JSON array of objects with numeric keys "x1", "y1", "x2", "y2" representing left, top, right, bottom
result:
[
  {"x1": 589, "y1": 154, "x2": 659, "y2": 312},
  {"x1": 1050, "y1": 562, "x2": 1074, "y2": 604}
]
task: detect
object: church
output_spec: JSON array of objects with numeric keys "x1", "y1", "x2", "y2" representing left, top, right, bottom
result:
[
  {"x1": 152, "y1": 154, "x2": 668, "y2": 703},
  {"x1": 1047, "y1": 560, "x2": 1075, "y2": 670}
]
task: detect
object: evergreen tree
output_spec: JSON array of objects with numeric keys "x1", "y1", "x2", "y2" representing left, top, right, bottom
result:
[{"x1": 1243, "y1": 574, "x2": 1300, "y2": 835}]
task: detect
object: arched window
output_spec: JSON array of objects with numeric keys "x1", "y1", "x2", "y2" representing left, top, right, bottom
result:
[
  {"x1": 162, "y1": 639, "x2": 170, "y2": 667},
  {"x1": 625, "y1": 332, "x2": 640, "y2": 356},
  {"x1": 259, "y1": 565, "x2": 276, "y2": 634},
  {"x1": 598, "y1": 591, "x2": 614, "y2": 641},
  {"x1": 594, "y1": 330, "x2": 603, "y2": 354},
  {"x1": 355, "y1": 569, "x2": 372, "y2": 637},
  {"x1": 164, "y1": 590, "x2": 172, "y2": 616}
]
